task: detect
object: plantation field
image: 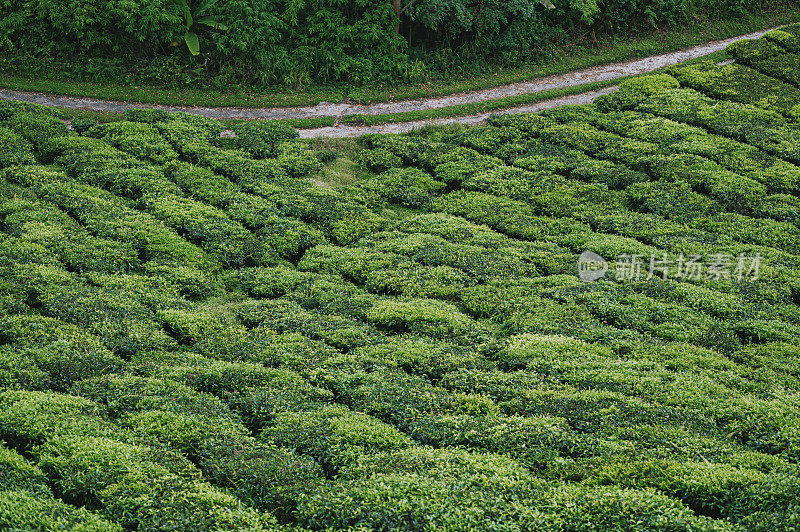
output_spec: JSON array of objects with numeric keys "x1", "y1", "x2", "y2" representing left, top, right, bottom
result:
[{"x1": 2, "y1": 25, "x2": 800, "y2": 532}]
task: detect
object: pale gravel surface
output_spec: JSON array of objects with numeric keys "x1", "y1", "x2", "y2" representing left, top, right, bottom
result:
[
  {"x1": 298, "y1": 86, "x2": 620, "y2": 138},
  {"x1": 0, "y1": 26, "x2": 780, "y2": 138}
]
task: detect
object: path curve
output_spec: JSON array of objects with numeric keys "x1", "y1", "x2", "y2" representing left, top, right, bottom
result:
[
  {"x1": 298, "y1": 86, "x2": 620, "y2": 138},
  {"x1": 0, "y1": 26, "x2": 780, "y2": 125}
]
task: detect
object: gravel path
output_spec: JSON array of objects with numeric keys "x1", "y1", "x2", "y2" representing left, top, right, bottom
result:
[
  {"x1": 297, "y1": 86, "x2": 620, "y2": 138},
  {"x1": 0, "y1": 26, "x2": 780, "y2": 137}
]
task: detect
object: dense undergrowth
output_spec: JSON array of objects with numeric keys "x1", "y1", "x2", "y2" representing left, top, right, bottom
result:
[
  {"x1": 2, "y1": 24, "x2": 800, "y2": 532},
  {"x1": 0, "y1": 0, "x2": 795, "y2": 89}
]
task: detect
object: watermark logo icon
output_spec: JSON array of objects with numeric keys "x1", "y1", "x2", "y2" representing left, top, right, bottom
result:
[
  {"x1": 576, "y1": 251, "x2": 761, "y2": 282},
  {"x1": 578, "y1": 251, "x2": 608, "y2": 282}
]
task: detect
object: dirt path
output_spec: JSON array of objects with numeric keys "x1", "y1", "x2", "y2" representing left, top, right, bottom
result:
[
  {"x1": 0, "y1": 26, "x2": 780, "y2": 134},
  {"x1": 297, "y1": 86, "x2": 619, "y2": 138}
]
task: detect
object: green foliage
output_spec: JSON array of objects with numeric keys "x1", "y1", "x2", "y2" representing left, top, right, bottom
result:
[
  {"x1": 668, "y1": 61, "x2": 800, "y2": 116},
  {"x1": 275, "y1": 140, "x2": 323, "y2": 178},
  {"x1": 0, "y1": 489, "x2": 122, "y2": 532},
  {"x1": 3, "y1": 112, "x2": 70, "y2": 149},
  {"x1": 765, "y1": 25, "x2": 800, "y2": 52},
  {"x1": 3, "y1": 53, "x2": 800, "y2": 531},
  {"x1": 296, "y1": 468, "x2": 541, "y2": 531},
  {"x1": 0, "y1": 315, "x2": 126, "y2": 390},
  {"x1": 0, "y1": 390, "x2": 119, "y2": 448},
  {"x1": 86, "y1": 121, "x2": 178, "y2": 164},
  {"x1": 142, "y1": 192, "x2": 276, "y2": 267},
  {"x1": 366, "y1": 297, "x2": 476, "y2": 339},
  {"x1": 359, "y1": 147, "x2": 403, "y2": 172},
  {"x1": 36, "y1": 435, "x2": 271, "y2": 531},
  {"x1": 72, "y1": 375, "x2": 237, "y2": 420},
  {"x1": 265, "y1": 405, "x2": 414, "y2": 471},
  {"x1": 233, "y1": 122, "x2": 300, "y2": 159},
  {"x1": 0, "y1": 127, "x2": 36, "y2": 169},
  {"x1": 362, "y1": 167, "x2": 445, "y2": 207},
  {"x1": 198, "y1": 437, "x2": 323, "y2": 518},
  {"x1": 0, "y1": 443, "x2": 49, "y2": 495},
  {"x1": 257, "y1": 216, "x2": 327, "y2": 261}
]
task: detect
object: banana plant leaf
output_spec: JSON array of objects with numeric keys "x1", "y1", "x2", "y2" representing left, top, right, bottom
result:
[{"x1": 185, "y1": 31, "x2": 200, "y2": 55}]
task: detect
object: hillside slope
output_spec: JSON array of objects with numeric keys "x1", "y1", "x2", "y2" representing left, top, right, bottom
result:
[{"x1": 1, "y1": 25, "x2": 800, "y2": 532}]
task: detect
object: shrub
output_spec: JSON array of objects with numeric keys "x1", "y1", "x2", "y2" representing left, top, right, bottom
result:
[
  {"x1": 765, "y1": 26, "x2": 800, "y2": 52},
  {"x1": 296, "y1": 459, "x2": 542, "y2": 531},
  {"x1": 71, "y1": 116, "x2": 99, "y2": 133},
  {"x1": 638, "y1": 153, "x2": 766, "y2": 213},
  {"x1": 359, "y1": 147, "x2": 403, "y2": 172},
  {"x1": 668, "y1": 62, "x2": 800, "y2": 116},
  {"x1": 0, "y1": 346, "x2": 50, "y2": 391},
  {"x1": 0, "y1": 443, "x2": 49, "y2": 495},
  {"x1": 0, "y1": 101, "x2": 62, "y2": 122},
  {"x1": 237, "y1": 297, "x2": 384, "y2": 351},
  {"x1": 316, "y1": 365, "x2": 464, "y2": 429},
  {"x1": 198, "y1": 438, "x2": 323, "y2": 519},
  {"x1": 352, "y1": 335, "x2": 488, "y2": 380},
  {"x1": 742, "y1": 51, "x2": 800, "y2": 90},
  {"x1": 125, "y1": 110, "x2": 223, "y2": 138},
  {"x1": 157, "y1": 306, "x2": 259, "y2": 360},
  {"x1": 257, "y1": 216, "x2": 327, "y2": 261},
  {"x1": 225, "y1": 191, "x2": 282, "y2": 227},
  {"x1": 220, "y1": 381, "x2": 334, "y2": 432},
  {"x1": 2, "y1": 166, "x2": 210, "y2": 269},
  {"x1": 496, "y1": 333, "x2": 613, "y2": 370},
  {"x1": 35, "y1": 435, "x2": 270, "y2": 531},
  {"x1": 25, "y1": 342, "x2": 124, "y2": 392},
  {"x1": 0, "y1": 127, "x2": 35, "y2": 168},
  {"x1": 156, "y1": 120, "x2": 219, "y2": 149},
  {"x1": 536, "y1": 484, "x2": 733, "y2": 532},
  {"x1": 366, "y1": 297, "x2": 475, "y2": 339},
  {"x1": 122, "y1": 411, "x2": 321, "y2": 519},
  {"x1": 163, "y1": 160, "x2": 239, "y2": 207},
  {"x1": 298, "y1": 243, "x2": 468, "y2": 299},
  {"x1": 275, "y1": 141, "x2": 323, "y2": 177},
  {"x1": 3, "y1": 112, "x2": 70, "y2": 149},
  {"x1": 233, "y1": 122, "x2": 299, "y2": 159},
  {"x1": 407, "y1": 413, "x2": 568, "y2": 468},
  {"x1": 119, "y1": 409, "x2": 248, "y2": 458},
  {"x1": 726, "y1": 38, "x2": 785, "y2": 64},
  {"x1": 625, "y1": 179, "x2": 718, "y2": 221},
  {"x1": 0, "y1": 315, "x2": 126, "y2": 390},
  {"x1": 72, "y1": 375, "x2": 237, "y2": 421},
  {"x1": 86, "y1": 121, "x2": 178, "y2": 164},
  {"x1": 142, "y1": 192, "x2": 275, "y2": 267},
  {"x1": 499, "y1": 385, "x2": 681, "y2": 433},
  {"x1": 264, "y1": 405, "x2": 414, "y2": 471},
  {"x1": 0, "y1": 489, "x2": 122, "y2": 532},
  {"x1": 362, "y1": 167, "x2": 445, "y2": 207},
  {"x1": 0, "y1": 390, "x2": 118, "y2": 448},
  {"x1": 433, "y1": 190, "x2": 590, "y2": 241}
]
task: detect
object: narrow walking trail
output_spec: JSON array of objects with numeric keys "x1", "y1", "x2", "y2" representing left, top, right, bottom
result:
[
  {"x1": 298, "y1": 87, "x2": 619, "y2": 138},
  {"x1": 0, "y1": 26, "x2": 780, "y2": 137}
]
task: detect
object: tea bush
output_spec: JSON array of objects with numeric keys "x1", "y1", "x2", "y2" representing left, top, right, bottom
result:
[
  {"x1": 3, "y1": 112, "x2": 70, "y2": 149},
  {"x1": 35, "y1": 435, "x2": 271, "y2": 531},
  {"x1": 765, "y1": 26, "x2": 800, "y2": 52},
  {"x1": 86, "y1": 121, "x2": 178, "y2": 164},
  {"x1": 265, "y1": 405, "x2": 414, "y2": 471},
  {"x1": 3, "y1": 41, "x2": 800, "y2": 529},
  {"x1": 669, "y1": 61, "x2": 800, "y2": 116},
  {"x1": 0, "y1": 127, "x2": 35, "y2": 168},
  {"x1": 362, "y1": 167, "x2": 445, "y2": 207},
  {"x1": 233, "y1": 122, "x2": 300, "y2": 159},
  {"x1": 0, "y1": 489, "x2": 122, "y2": 532}
]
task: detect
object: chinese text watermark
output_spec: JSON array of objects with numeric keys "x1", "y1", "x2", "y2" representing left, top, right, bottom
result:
[{"x1": 578, "y1": 251, "x2": 761, "y2": 282}]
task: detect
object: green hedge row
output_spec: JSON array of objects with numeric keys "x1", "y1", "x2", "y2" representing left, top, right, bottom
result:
[{"x1": 3, "y1": 57, "x2": 800, "y2": 532}]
